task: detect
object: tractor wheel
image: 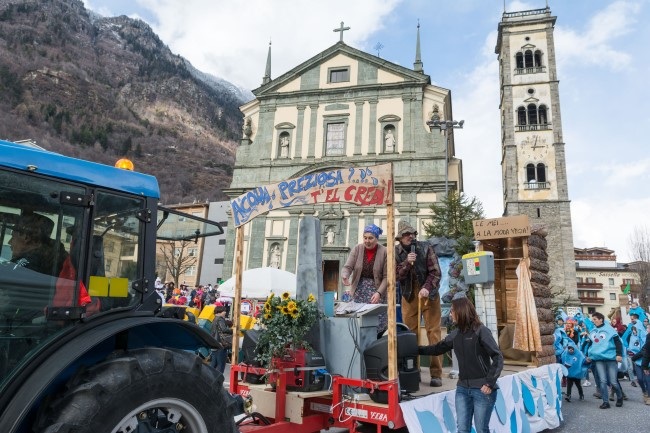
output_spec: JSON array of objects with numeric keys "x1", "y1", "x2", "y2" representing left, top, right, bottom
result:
[{"x1": 35, "y1": 347, "x2": 237, "y2": 433}]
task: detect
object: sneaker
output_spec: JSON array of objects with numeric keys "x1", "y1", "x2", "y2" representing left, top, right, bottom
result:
[
  {"x1": 593, "y1": 392, "x2": 602, "y2": 399},
  {"x1": 630, "y1": 380, "x2": 637, "y2": 387},
  {"x1": 582, "y1": 380, "x2": 591, "y2": 387},
  {"x1": 644, "y1": 396, "x2": 650, "y2": 405},
  {"x1": 622, "y1": 391, "x2": 628, "y2": 401},
  {"x1": 579, "y1": 394, "x2": 584, "y2": 401},
  {"x1": 615, "y1": 399, "x2": 623, "y2": 407},
  {"x1": 599, "y1": 402, "x2": 611, "y2": 409},
  {"x1": 564, "y1": 396, "x2": 571, "y2": 402},
  {"x1": 609, "y1": 389, "x2": 615, "y2": 401},
  {"x1": 429, "y1": 378, "x2": 442, "y2": 387}
]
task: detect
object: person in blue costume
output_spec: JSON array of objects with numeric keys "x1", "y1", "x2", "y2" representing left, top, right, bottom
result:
[
  {"x1": 631, "y1": 324, "x2": 650, "y2": 405},
  {"x1": 554, "y1": 318, "x2": 569, "y2": 363},
  {"x1": 627, "y1": 324, "x2": 647, "y2": 394},
  {"x1": 562, "y1": 340, "x2": 588, "y2": 402},
  {"x1": 628, "y1": 301, "x2": 647, "y2": 324},
  {"x1": 585, "y1": 312, "x2": 624, "y2": 409}
]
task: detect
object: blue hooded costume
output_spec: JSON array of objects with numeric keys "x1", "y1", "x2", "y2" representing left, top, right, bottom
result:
[
  {"x1": 627, "y1": 327, "x2": 646, "y2": 367},
  {"x1": 554, "y1": 327, "x2": 569, "y2": 357},
  {"x1": 587, "y1": 322, "x2": 619, "y2": 361},
  {"x1": 628, "y1": 306, "x2": 647, "y2": 323},
  {"x1": 561, "y1": 340, "x2": 588, "y2": 379}
]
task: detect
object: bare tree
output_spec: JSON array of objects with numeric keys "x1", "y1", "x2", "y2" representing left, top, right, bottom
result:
[
  {"x1": 628, "y1": 225, "x2": 650, "y2": 309},
  {"x1": 158, "y1": 239, "x2": 198, "y2": 287}
]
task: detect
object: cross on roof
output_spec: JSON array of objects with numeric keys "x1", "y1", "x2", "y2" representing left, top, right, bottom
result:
[{"x1": 333, "y1": 21, "x2": 350, "y2": 42}]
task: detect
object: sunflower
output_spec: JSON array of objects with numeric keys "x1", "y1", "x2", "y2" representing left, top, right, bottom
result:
[
  {"x1": 281, "y1": 292, "x2": 291, "y2": 300},
  {"x1": 264, "y1": 313, "x2": 272, "y2": 320},
  {"x1": 287, "y1": 301, "x2": 297, "y2": 311},
  {"x1": 281, "y1": 306, "x2": 290, "y2": 315},
  {"x1": 290, "y1": 310, "x2": 300, "y2": 319},
  {"x1": 308, "y1": 293, "x2": 316, "y2": 303}
]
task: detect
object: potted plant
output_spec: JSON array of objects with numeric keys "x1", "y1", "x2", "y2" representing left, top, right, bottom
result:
[{"x1": 255, "y1": 292, "x2": 323, "y2": 371}]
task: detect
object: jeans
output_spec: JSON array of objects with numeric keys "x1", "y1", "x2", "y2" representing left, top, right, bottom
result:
[
  {"x1": 633, "y1": 363, "x2": 647, "y2": 393},
  {"x1": 455, "y1": 385, "x2": 497, "y2": 433},
  {"x1": 593, "y1": 360, "x2": 622, "y2": 403},
  {"x1": 210, "y1": 348, "x2": 228, "y2": 374}
]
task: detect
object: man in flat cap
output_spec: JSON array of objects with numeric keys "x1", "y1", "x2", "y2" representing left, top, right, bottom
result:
[{"x1": 395, "y1": 219, "x2": 443, "y2": 387}]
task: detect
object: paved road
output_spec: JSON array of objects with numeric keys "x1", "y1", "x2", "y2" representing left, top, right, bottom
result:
[{"x1": 547, "y1": 378, "x2": 648, "y2": 432}]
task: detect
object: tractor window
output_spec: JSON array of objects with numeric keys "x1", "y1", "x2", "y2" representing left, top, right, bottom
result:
[
  {"x1": 87, "y1": 191, "x2": 145, "y2": 310},
  {"x1": 0, "y1": 169, "x2": 86, "y2": 386}
]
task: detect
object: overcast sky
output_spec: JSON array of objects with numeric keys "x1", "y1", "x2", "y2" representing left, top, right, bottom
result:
[{"x1": 84, "y1": 0, "x2": 650, "y2": 262}]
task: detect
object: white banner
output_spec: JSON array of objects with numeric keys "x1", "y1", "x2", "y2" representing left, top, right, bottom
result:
[{"x1": 400, "y1": 364, "x2": 565, "y2": 433}]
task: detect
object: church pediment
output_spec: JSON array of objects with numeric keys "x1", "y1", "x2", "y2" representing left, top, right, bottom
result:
[
  {"x1": 520, "y1": 43, "x2": 536, "y2": 50},
  {"x1": 254, "y1": 42, "x2": 430, "y2": 96},
  {"x1": 523, "y1": 96, "x2": 539, "y2": 103}
]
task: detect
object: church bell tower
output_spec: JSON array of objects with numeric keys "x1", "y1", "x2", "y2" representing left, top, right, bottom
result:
[{"x1": 496, "y1": 6, "x2": 577, "y2": 299}]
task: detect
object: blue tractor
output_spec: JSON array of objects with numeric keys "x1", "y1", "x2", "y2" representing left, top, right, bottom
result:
[{"x1": 0, "y1": 140, "x2": 238, "y2": 432}]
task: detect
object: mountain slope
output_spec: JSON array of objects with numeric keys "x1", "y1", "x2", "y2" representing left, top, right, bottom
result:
[{"x1": 0, "y1": 0, "x2": 245, "y2": 203}]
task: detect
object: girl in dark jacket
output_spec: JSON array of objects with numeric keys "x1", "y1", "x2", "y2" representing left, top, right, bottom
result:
[{"x1": 419, "y1": 296, "x2": 504, "y2": 433}]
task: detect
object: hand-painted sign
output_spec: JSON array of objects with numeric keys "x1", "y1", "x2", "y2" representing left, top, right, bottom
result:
[
  {"x1": 472, "y1": 215, "x2": 530, "y2": 240},
  {"x1": 230, "y1": 163, "x2": 393, "y2": 227}
]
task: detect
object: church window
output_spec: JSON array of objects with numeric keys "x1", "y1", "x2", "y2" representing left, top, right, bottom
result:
[
  {"x1": 538, "y1": 105, "x2": 548, "y2": 125},
  {"x1": 517, "y1": 107, "x2": 527, "y2": 125},
  {"x1": 325, "y1": 122, "x2": 345, "y2": 155},
  {"x1": 515, "y1": 53, "x2": 524, "y2": 69},
  {"x1": 526, "y1": 163, "x2": 547, "y2": 187},
  {"x1": 517, "y1": 104, "x2": 550, "y2": 130},
  {"x1": 527, "y1": 104, "x2": 538, "y2": 125},
  {"x1": 524, "y1": 50, "x2": 534, "y2": 68},
  {"x1": 329, "y1": 67, "x2": 350, "y2": 83},
  {"x1": 514, "y1": 49, "x2": 545, "y2": 74}
]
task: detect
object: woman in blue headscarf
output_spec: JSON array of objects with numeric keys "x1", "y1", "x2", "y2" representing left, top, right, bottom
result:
[{"x1": 341, "y1": 223, "x2": 388, "y2": 333}]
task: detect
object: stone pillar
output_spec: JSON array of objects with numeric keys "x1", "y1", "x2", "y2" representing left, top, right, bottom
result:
[
  {"x1": 354, "y1": 101, "x2": 364, "y2": 155},
  {"x1": 347, "y1": 208, "x2": 362, "y2": 245},
  {"x1": 307, "y1": 103, "x2": 319, "y2": 158},
  {"x1": 285, "y1": 209, "x2": 301, "y2": 273},
  {"x1": 295, "y1": 105, "x2": 306, "y2": 158},
  {"x1": 367, "y1": 100, "x2": 378, "y2": 155},
  {"x1": 247, "y1": 216, "x2": 266, "y2": 268}
]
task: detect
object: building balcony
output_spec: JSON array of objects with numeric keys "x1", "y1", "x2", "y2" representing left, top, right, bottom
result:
[
  {"x1": 577, "y1": 282, "x2": 603, "y2": 289},
  {"x1": 516, "y1": 124, "x2": 551, "y2": 132},
  {"x1": 579, "y1": 297, "x2": 605, "y2": 305},
  {"x1": 514, "y1": 66, "x2": 547, "y2": 75},
  {"x1": 524, "y1": 181, "x2": 549, "y2": 190}
]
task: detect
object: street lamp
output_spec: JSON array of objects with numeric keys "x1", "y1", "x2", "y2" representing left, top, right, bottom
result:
[{"x1": 427, "y1": 118, "x2": 464, "y2": 197}]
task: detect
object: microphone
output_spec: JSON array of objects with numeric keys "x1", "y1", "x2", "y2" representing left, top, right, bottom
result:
[{"x1": 410, "y1": 243, "x2": 416, "y2": 265}]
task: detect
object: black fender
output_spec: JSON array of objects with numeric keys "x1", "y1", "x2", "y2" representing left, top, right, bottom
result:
[{"x1": 0, "y1": 313, "x2": 221, "y2": 433}]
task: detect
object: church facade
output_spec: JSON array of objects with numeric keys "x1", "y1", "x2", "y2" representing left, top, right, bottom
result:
[
  {"x1": 222, "y1": 28, "x2": 463, "y2": 295},
  {"x1": 496, "y1": 7, "x2": 578, "y2": 299}
]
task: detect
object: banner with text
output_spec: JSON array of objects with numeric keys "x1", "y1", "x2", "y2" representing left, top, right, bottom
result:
[
  {"x1": 230, "y1": 163, "x2": 393, "y2": 227},
  {"x1": 473, "y1": 215, "x2": 530, "y2": 240}
]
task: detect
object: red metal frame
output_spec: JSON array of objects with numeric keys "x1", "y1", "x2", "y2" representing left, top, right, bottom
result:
[
  {"x1": 229, "y1": 364, "x2": 332, "y2": 433},
  {"x1": 330, "y1": 376, "x2": 406, "y2": 433},
  {"x1": 229, "y1": 365, "x2": 407, "y2": 433}
]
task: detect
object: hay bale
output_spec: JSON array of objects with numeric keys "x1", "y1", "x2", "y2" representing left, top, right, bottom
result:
[
  {"x1": 529, "y1": 257, "x2": 549, "y2": 273},
  {"x1": 539, "y1": 323, "x2": 556, "y2": 335},
  {"x1": 531, "y1": 270, "x2": 551, "y2": 286},
  {"x1": 540, "y1": 334, "x2": 555, "y2": 346},
  {"x1": 536, "y1": 308, "x2": 554, "y2": 322},
  {"x1": 534, "y1": 297, "x2": 553, "y2": 309},
  {"x1": 536, "y1": 354, "x2": 556, "y2": 366},
  {"x1": 528, "y1": 245, "x2": 548, "y2": 261},
  {"x1": 536, "y1": 345, "x2": 555, "y2": 358},
  {"x1": 527, "y1": 235, "x2": 548, "y2": 250},
  {"x1": 532, "y1": 282, "x2": 552, "y2": 298}
]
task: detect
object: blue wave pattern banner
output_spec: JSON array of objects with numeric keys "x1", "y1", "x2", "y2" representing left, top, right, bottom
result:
[{"x1": 400, "y1": 364, "x2": 564, "y2": 433}]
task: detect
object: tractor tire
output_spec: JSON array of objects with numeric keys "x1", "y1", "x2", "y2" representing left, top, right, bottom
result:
[{"x1": 35, "y1": 347, "x2": 237, "y2": 433}]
